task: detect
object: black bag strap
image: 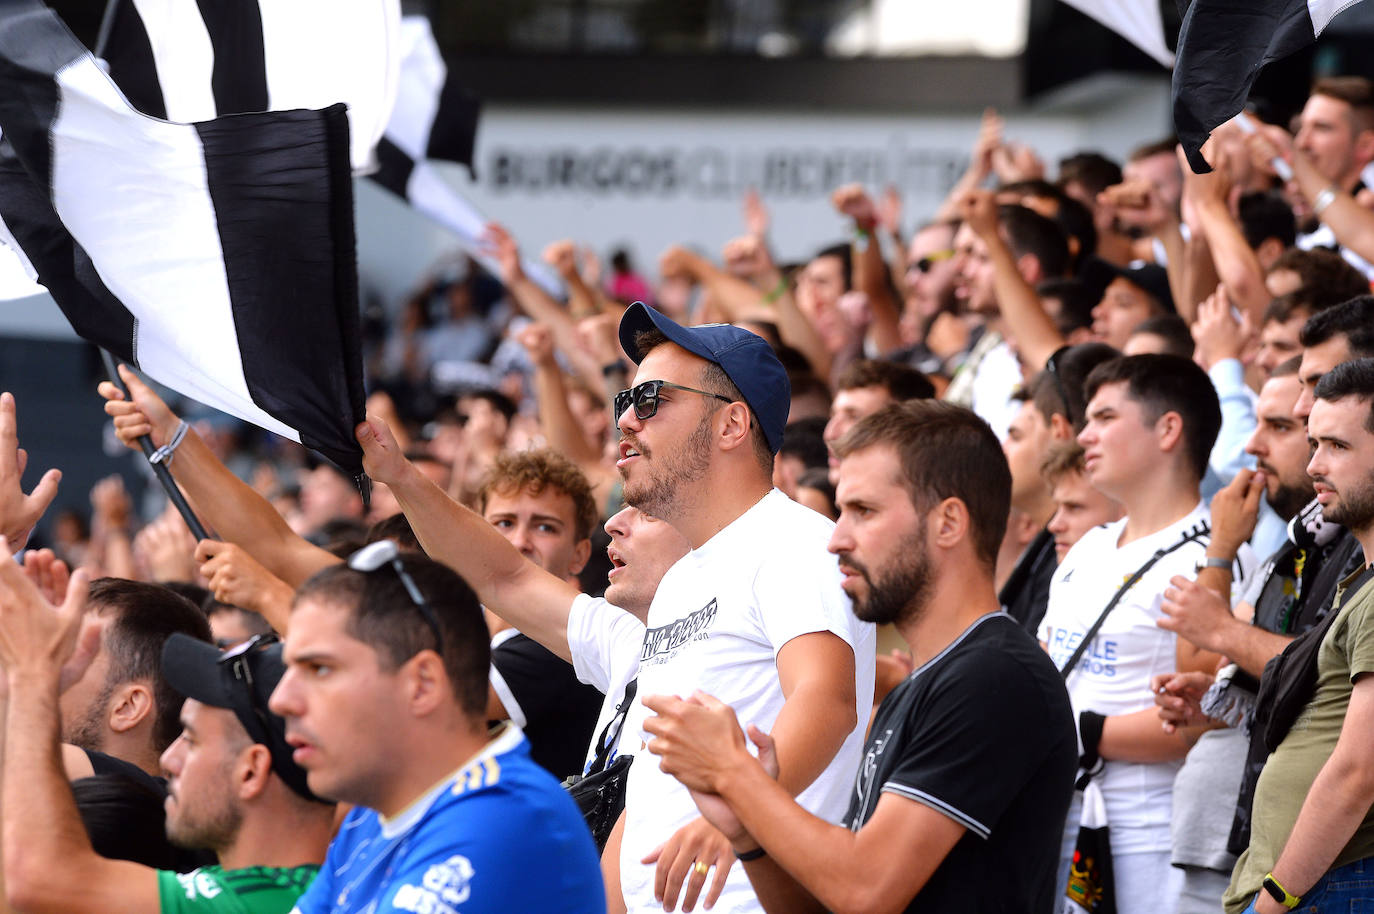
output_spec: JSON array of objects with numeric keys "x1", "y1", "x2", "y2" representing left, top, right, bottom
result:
[
  {"x1": 587, "y1": 678, "x2": 637, "y2": 775},
  {"x1": 1060, "y1": 522, "x2": 1210, "y2": 681}
]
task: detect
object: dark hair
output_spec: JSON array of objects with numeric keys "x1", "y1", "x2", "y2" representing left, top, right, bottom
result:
[
  {"x1": 465, "y1": 388, "x2": 517, "y2": 423},
  {"x1": 1028, "y1": 342, "x2": 1119, "y2": 430},
  {"x1": 779, "y1": 417, "x2": 830, "y2": 469},
  {"x1": 999, "y1": 204, "x2": 1070, "y2": 279},
  {"x1": 813, "y1": 243, "x2": 853, "y2": 292},
  {"x1": 1313, "y1": 357, "x2": 1374, "y2": 433},
  {"x1": 1051, "y1": 194, "x2": 1098, "y2": 271},
  {"x1": 1299, "y1": 295, "x2": 1374, "y2": 358},
  {"x1": 366, "y1": 512, "x2": 422, "y2": 551},
  {"x1": 87, "y1": 579, "x2": 213, "y2": 752},
  {"x1": 1238, "y1": 192, "x2": 1296, "y2": 250},
  {"x1": 1263, "y1": 291, "x2": 1316, "y2": 326},
  {"x1": 834, "y1": 401, "x2": 1010, "y2": 570},
  {"x1": 835, "y1": 359, "x2": 935, "y2": 400},
  {"x1": 1037, "y1": 278, "x2": 1098, "y2": 335},
  {"x1": 1057, "y1": 151, "x2": 1123, "y2": 197},
  {"x1": 1270, "y1": 248, "x2": 1370, "y2": 308},
  {"x1": 1084, "y1": 354, "x2": 1222, "y2": 481},
  {"x1": 1312, "y1": 76, "x2": 1374, "y2": 132},
  {"x1": 295, "y1": 556, "x2": 491, "y2": 716},
  {"x1": 477, "y1": 449, "x2": 599, "y2": 542},
  {"x1": 1129, "y1": 314, "x2": 1196, "y2": 359},
  {"x1": 796, "y1": 467, "x2": 837, "y2": 517},
  {"x1": 313, "y1": 519, "x2": 370, "y2": 557},
  {"x1": 787, "y1": 372, "x2": 832, "y2": 411}
]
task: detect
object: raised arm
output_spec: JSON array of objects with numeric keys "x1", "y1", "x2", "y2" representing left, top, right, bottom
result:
[
  {"x1": 0, "y1": 392, "x2": 60, "y2": 555},
  {"x1": 357, "y1": 416, "x2": 582, "y2": 661},
  {"x1": 832, "y1": 184, "x2": 902, "y2": 356},
  {"x1": 1183, "y1": 147, "x2": 1270, "y2": 325},
  {"x1": 0, "y1": 552, "x2": 160, "y2": 914},
  {"x1": 98, "y1": 365, "x2": 336, "y2": 588}
]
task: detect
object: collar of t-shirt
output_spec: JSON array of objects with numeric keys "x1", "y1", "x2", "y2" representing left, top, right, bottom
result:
[{"x1": 379, "y1": 723, "x2": 523, "y2": 839}]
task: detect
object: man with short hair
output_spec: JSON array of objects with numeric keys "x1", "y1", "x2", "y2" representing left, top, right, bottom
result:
[
  {"x1": 612, "y1": 302, "x2": 875, "y2": 913},
  {"x1": 474, "y1": 449, "x2": 605, "y2": 780},
  {"x1": 1041, "y1": 442, "x2": 1123, "y2": 562},
  {"x1": 1224, "y1": 358, "x2": 1374, "y2": 913},
  {"x1": 273, "y1": 552, "x2": 604, "y2": 914},
  {"x1": 642, "y1": 400, "x2": 1076, "y2": 913},
  {"x1": 0, "y1": 553, "x2": 334, "y2": 914},
  {"x1": 822, "y1": 359, "x2": 934, "y2": 483},
  {"x1": 1039, "y1": 353, "x2": 1245, "y2": 914},
  {"x1": 1292, "y1": 78, "x2": 1374, "y2": 257}
]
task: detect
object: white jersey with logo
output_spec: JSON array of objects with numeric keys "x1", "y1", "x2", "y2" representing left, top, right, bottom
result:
[
  {"x1": 1038, "y1": 502, "x2": 1213, "y2": 854},
  {"x1": 620, "y1": 489, "x2": 876, "y2": 914}
]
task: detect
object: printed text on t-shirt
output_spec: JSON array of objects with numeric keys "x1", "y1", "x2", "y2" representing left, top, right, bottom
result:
[
  {"x1": 1047, "y1": 627, "x2": 1118, "y2": 677},
  {"x1": 641, "y1": 599, "x2": 717, "y2": 665}
]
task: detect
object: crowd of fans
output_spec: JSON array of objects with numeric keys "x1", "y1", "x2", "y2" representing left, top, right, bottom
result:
[{"x1": 4, "y1": 74, "x2": 1374, "y2": 914}]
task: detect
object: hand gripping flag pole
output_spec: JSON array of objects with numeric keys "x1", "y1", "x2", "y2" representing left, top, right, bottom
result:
[{"x1": 99, "y1": 350, "x2": 210, "y2": 542}]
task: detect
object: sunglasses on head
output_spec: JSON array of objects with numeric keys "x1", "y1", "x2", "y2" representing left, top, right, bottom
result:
[
  {"x1": 907, "y1": 249, "x2": 956, "y2": 275},
  {"x1": 348, "y1": 540, "x2": 443, "y2": 656},
  {"x1": 613, "y1": 379, "x2": 733, "y2": 423},
  {"x1": 219, "y1": 633, "x2": 280, "y2": 743}
]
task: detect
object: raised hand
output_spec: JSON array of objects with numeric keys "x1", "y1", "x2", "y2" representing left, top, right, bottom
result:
[{"x1": 0, "y1": 392, "x2": 60, "y2": 553}]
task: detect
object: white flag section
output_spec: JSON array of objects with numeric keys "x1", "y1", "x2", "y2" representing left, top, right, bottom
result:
[
  {"x1": 1060, "y1": 0, "x2": 1174, "y2": 66},
  {"x1": 0, "y1": 0, "x2": 367, "y2": 474},
  {"x1": 101, "y1": 0, "x2": 401, "y2": 173},
  {"x1": 54, "y1": 62, "x2": 297, "y2": 440},
  {"x1": 370, "y1": 17, "x2": 564, "y2": 298}
]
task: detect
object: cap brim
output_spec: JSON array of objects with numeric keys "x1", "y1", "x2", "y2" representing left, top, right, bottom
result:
[
  {"x1": 618, "y1": 302, "x2": 717, "y2": 365},
  {"x1": 161, "y1": 633, "x2": 236, "y2": 710}
]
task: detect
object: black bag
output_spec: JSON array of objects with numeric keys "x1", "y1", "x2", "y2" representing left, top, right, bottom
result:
[
  {"x1": 1258, "y1": 564, "x2": 1374, "y2": 753},
  {"x1": 563, "y1": 679, "x2": 637, "y2": 852}
]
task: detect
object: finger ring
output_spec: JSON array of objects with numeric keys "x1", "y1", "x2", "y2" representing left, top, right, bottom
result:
[{"x1": 693, "y1": 861, "x2": 709, "y2": 877}]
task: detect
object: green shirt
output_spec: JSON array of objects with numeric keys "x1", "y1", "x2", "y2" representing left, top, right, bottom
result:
[
  {"x1": 1225, "y1": 566, "x2": 1374, "y2": 912},
  {"x1": 157, "y1": 865, "x2": 319, "y2": 914}
]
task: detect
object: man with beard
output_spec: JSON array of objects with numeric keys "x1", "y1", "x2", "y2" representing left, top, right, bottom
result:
[
  {"x1": 641, "y1": 401, "x2": 1075, "y2": 913},
  {"x1": 612, "y1": 302, "x2": 875, "y2": 914},
  {"x1": 0, "y1": 554, "x2": 334, "y2": 914},
  {"x1": 1224, "y1": 358, "x2": 1374, "y2": 913}
]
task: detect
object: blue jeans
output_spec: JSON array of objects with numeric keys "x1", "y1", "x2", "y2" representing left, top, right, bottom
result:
[{"x1": 1239, "y1": 856, "x2": 1374, "y2": 912}]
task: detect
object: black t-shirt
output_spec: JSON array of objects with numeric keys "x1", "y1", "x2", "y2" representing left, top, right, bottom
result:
[
  {"x1": 490, "y1": 631, "x2": 604, "y2": 780},
  {"x1": 844, "y1": 612, "x2": 1076, "y2": 914}
]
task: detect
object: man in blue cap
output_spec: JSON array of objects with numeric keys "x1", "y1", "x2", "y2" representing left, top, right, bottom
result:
[
  {"x1": 0, "y1": 545, "x2": 335, "y2": 914},
  {"x1": 609, "y1": 303, "x2": 875, "y2": 913}
]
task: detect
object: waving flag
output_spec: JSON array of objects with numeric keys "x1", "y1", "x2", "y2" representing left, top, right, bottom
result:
[
  {"x1": 1174, "y1": 0, "x2": 1370, "y2": 172},
  {"x1": 0, "y1": 0, "x2": 366, "y2": 474}
]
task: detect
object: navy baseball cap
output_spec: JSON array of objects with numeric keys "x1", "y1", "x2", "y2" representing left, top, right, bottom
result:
[
  {"x1": 161, "y1": 633, "x2": 323, "y2": 803},
  {"x1": 618, "y1": 302, "x2": 790, "y2": 453}
]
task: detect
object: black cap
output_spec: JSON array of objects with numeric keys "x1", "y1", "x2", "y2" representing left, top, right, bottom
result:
[
  {"x1": 161, "y1": 633, "x2": 321, "y2": 802},
  {"x1": 618, "y1": 302, "x2": 791, "y2": 453},
  {"x1": 1081, "y1": 257, "x2": 1176, "y2": 315}
]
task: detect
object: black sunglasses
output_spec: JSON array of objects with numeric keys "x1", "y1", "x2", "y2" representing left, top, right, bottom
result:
[
  {"x1": 219, "y1": 632, "x2": 280, "y2": 744},
  {"x1": 614, "y1": 379, "x2": 732, "y2": 423},
  {"x1": 348, "y1": 540, "x2": 443, "y2": 655}
]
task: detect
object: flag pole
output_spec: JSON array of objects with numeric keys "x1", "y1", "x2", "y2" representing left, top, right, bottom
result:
[
  {"x1": 99, "y1": 350, "x2": 210, "y2": 541},
  {"x1": 93, "y1": 0, "x2": 121, "y2": 57}
]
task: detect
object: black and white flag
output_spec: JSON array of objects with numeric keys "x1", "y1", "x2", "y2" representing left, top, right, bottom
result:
[
  {"x1": 0, "y1": 0, "x2": 367, "y2": 474},
  {"x1": 98, "y1": 0, "x2": 400, "y2": 173},
  {"x1": 368, "y1": 16, "x2": 563, "y2": 298},
  {"x1": 1174, "y1": 0, "x2": 1369, "y2": 172}
]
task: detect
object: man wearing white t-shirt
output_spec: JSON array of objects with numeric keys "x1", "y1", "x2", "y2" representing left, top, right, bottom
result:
[
  {"x1": 613, "y1": 302, "x2": 876, "y2": 914},
  {"x1": 1039, "y1": 353, "x2": 1241, "y2": 914}
]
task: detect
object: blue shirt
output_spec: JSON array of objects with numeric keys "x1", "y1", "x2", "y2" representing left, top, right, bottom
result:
[{"x1": 291, "y1": 726, "x2": 604, "y2": 914}]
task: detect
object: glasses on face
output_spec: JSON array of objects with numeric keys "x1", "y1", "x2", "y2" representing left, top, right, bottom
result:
[
  {"x1": 1044, "y1": 345, "x2": 1074, "y2": 425},
  {"x1": 906, "y1": 249, "x2": 956, "y2": 276},
  {"x1": 348, "y1": 540, "x2": 443, "y2": 656},
  {"x1": 614, "y1": 379, "x2": 733, "y2": 424},
  {"x1": 219, "y1": 632, "x2": 280, "y2": 742}
]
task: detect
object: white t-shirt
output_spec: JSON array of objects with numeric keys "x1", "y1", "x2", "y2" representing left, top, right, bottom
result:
[
  {"x1": 566, "y1": 593, "x2": 644, "y2": 772},
  {"x1": 1038, "y1": 503, "x2": 1213, "y2": 855},
  {"x1": 620, "y1": 489, "x2": 876, "y2": 914}
]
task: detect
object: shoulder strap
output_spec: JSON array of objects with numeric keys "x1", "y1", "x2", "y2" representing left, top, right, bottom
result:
[
  {"x1": 587, "y1": 678, "x2": 638, "y2": 774},
  {"x1": 1059, "y1": 522, "x2": 1210, "y2": 681}
]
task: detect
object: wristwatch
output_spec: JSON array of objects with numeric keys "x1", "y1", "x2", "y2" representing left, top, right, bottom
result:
[
  {"x1": 1195, "y1": 556, "x2": 1232, "y2": 574},
  {"x1": 1261, "y1": 872, "x2": 1300, "y2": 910}
]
